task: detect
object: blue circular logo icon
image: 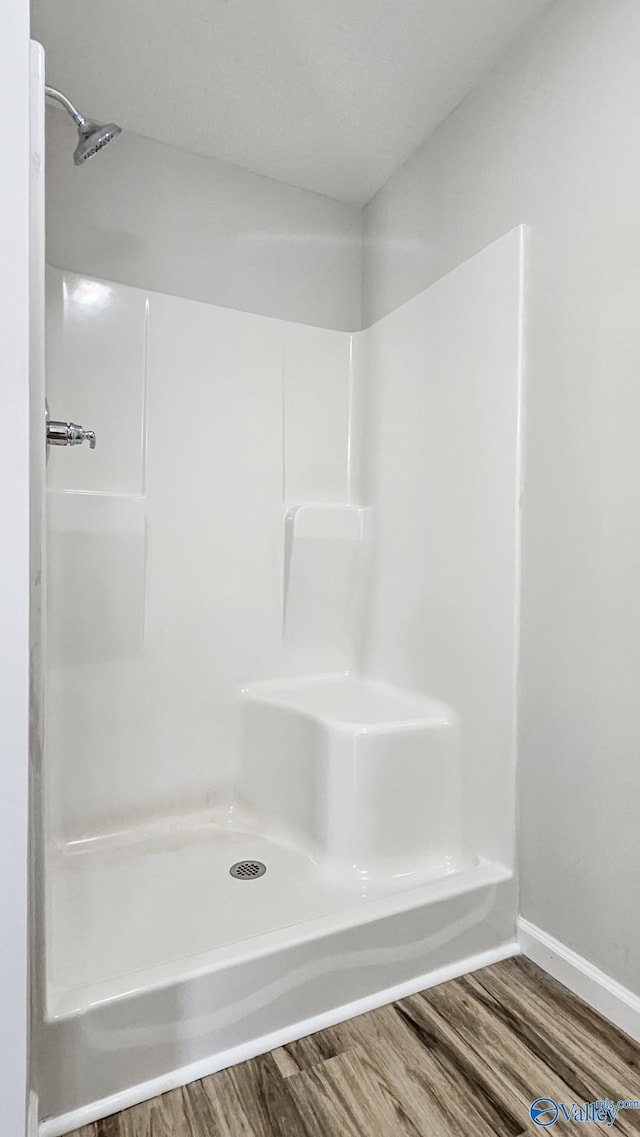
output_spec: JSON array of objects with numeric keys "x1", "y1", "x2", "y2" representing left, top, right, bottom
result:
[{"x1": 530, "y1": 1098, "x2": 559, "y2": 1127}]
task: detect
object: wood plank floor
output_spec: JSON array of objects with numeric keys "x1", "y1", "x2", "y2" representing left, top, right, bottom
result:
[{"x1": 70, "y1": 957, "x2": 640, "y2": 1137}]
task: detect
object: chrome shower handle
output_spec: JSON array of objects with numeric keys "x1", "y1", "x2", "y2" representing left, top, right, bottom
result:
[{"x1": 47, "y1": 419, "x2": 97, "y2": 449}]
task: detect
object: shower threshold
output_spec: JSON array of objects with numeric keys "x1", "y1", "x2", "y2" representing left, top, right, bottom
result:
[{"x1": 40, "y1": 811, "x2": 516, "y2": 1135}]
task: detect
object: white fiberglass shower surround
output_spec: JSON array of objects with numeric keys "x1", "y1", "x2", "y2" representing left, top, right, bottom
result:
[
  {"x1": 38, "y1": 225, "x2": 524, "y2": 1133},
  {"x1": 35, "y1": 76, "x2": 524, "y2": 1137}
]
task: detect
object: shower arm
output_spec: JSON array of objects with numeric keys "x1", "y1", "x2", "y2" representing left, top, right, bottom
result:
[{"x1": 45, "y1": 85, "x2": 87, "y2": 127}]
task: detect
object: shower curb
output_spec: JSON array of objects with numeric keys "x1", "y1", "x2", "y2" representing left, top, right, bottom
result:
[{"x1": 39, "y1": 939, "x2": 519, "y2": 1136}]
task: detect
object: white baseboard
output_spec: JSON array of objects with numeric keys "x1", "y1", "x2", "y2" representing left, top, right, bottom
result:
[
  {"x1": 40, "y1": 940, "x2": 518, "y2": 1137},
  {"x1": 518, "y1": 917, "x2": 640, "y2": 1044}
]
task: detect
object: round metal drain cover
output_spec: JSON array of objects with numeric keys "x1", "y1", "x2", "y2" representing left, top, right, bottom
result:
[{"x1": 229, "y1": 860, "x2": 267, "y2": 880}]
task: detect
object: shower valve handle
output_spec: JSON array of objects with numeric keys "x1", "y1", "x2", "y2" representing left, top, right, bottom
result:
[{"x1": 47, "y1": 419, "x2": 97, "y2": 449}]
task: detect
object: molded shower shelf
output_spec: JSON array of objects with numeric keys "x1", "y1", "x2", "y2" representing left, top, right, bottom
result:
[
  {"x1": 282, "y1": 504, "x2": 370, "y2": 652},
  {"x1": 240, "y1": 675, "x2": 464, "y2": 882}
]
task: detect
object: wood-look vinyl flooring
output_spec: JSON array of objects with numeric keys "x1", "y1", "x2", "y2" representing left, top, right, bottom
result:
[{"x1": 70, "y1": 956, "x2": 640, "y2": 1136}]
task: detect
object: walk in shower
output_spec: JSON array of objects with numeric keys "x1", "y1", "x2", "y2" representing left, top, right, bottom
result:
[
  {"x1": 36, "y1": 229, "x2": 523, "y2": 1133},
  {"x1": 31, "y1": 24, "x2": 524, "y2": 1137}
]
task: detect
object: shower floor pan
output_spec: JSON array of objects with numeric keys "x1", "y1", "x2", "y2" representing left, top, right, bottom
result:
[{"x1": 40, "y1": 675, "x2": 517, "y2": 1134}]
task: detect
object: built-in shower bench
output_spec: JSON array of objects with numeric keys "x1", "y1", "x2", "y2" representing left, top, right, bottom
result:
[{"x1": 240, "y1": 675, "x2": 463, "y2": 882}]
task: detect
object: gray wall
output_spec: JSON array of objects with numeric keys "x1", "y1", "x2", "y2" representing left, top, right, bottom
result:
[
  {"x1": 364, "y1": 0, "x2": 640, "y2": 994},
  {"x1": 45, "y1": 111, "x2": 363, "y2": 331}
]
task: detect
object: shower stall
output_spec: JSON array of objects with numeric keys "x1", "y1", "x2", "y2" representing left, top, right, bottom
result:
[{"x1": 31, "y1": 41, "x2": 524, "y2": 1137}]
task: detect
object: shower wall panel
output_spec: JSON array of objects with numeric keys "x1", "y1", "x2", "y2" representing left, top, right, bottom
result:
[
  {"x1": 360, "y1": 228, "x2": 524, "y2": 870},
  {"x1": 45, "y1": 269, "x2": 357, "y2": 842}
]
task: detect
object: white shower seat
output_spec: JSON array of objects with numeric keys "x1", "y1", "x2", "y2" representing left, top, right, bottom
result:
[{"x1": 239, "y1": 675, "x2": 463, "y2": 882}]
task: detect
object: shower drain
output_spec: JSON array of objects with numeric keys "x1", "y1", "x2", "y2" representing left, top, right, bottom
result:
[{"x1": 229, "y1": 860, "x2": 267, "y2": 880}]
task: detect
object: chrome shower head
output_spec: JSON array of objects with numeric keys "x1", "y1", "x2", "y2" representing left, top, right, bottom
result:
[
  {"x1": 45, "y1": 85, "x2": 122, "y2": 164},
  {"x1": 73, "y1": 119, "x2": 122, "y2": 165}
]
